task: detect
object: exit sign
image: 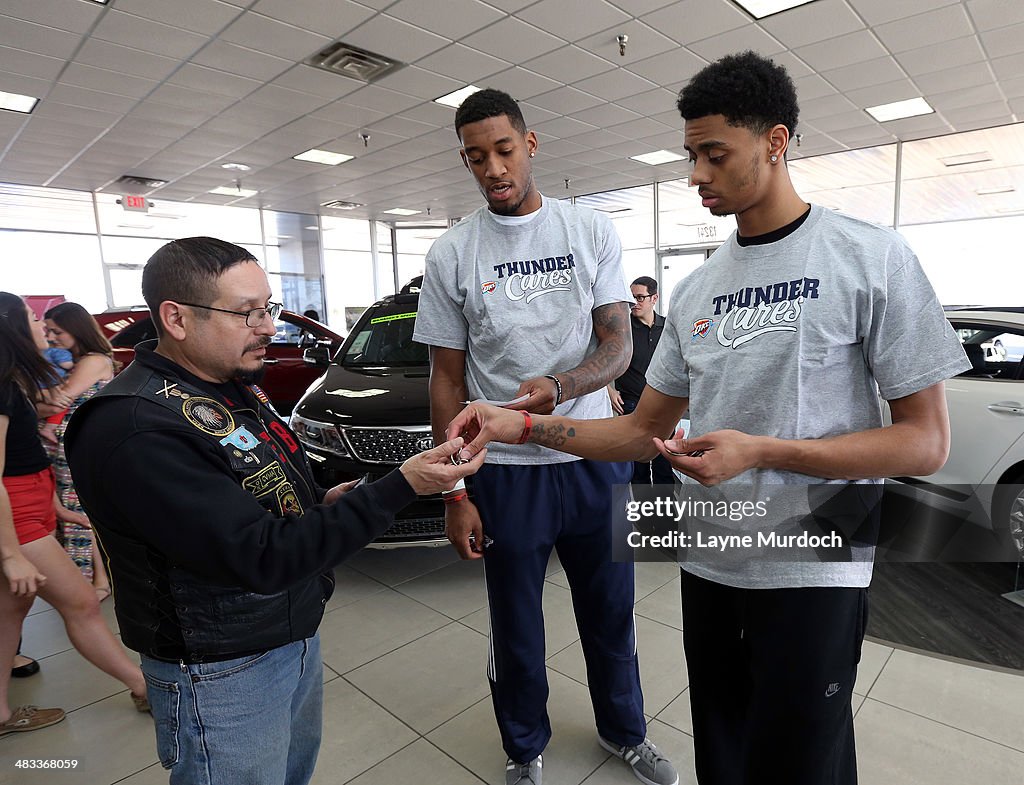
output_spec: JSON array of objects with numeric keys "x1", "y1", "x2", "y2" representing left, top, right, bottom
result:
[{"x1": 120, "y1": 194, "x2": 149, "y2": 213}]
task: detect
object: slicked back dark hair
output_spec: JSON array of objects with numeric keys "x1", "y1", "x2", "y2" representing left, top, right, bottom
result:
[
  {"x1": 142, "y1": 236, "x2": 257, "y2": 337},
  {"x1": 454, "y1": 88, "x2": 527, "y2": 138},
  {"x1": 676, "y1": 51, "x2": 799, "y2": 138},
  {"x1": 632, "y1": 276, "x2": 658, "y2": 295}
]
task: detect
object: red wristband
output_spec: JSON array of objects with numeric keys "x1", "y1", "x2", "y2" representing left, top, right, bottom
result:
[
  {"x1": 517, "y1": 410, "x2": 532, "y2": 445},
  {"x1": 443, "y1": 492, "x2": 468, "y2": 504}
]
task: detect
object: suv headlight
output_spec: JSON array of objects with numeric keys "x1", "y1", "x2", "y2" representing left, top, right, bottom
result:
[{"x1": 290, "y1": 414, "x2": 349, "y2": 457}]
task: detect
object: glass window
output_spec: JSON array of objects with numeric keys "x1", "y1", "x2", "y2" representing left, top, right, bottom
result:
[
  {"x1": 657, "y1": 178, "x2": 733, "y2": 250},
  {"x1": 375, "y1": 221, "x2": 395, "y2": 294},
  {"x1": 342, "y1": 301, "x2": 427, "y2": 366},
  {"x1": 952, "y1": 321, "x2": 1024, "y2": 380},
  {"x1": 0, "y1": 183, "x2": 97, "y2": 234},
  {"x1": 0, "y1": 229, "x2": 107, "y2": 313},
  {"x1": 900, "y1": 215, "x2": 1024, "y2": 306},
  {"x1": 322, "y1": 216, "x2": 374, "y2": 332},
  {"x1": 788, "y1": 145, "x2": 898, "y2": 227},
  {"x1": 899, "y1": 124, "x2": 1024, "y2": 227},
  {"x1": 94, "y1": 193, "x2": 263, "y2": 243},
  {"x1": 576, "y1": 184, "x2": 656, "y2": 293},
  {"x1": 262, "y1": 211, "x2": 323, "y2": 319},
  {"x1": 395, "y1": 222, "x2": 447, "y2": 289}
]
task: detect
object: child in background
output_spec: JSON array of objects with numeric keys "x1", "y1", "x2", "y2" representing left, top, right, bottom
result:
[{"x1": 39, "y1": 346, "x2": 73, "y2": 445}]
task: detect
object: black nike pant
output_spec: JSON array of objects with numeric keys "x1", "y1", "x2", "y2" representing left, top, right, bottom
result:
[{"x1": 680, "y1": 569, "x2": 869, "y2": 785}]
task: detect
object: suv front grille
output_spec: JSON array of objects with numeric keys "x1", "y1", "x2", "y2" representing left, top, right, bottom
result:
[
  {"x1": 342, "y1": 426, "x2": 433, "y2": 464},
  {"x1": 377, "y1": 516, "x2": 446, "y2": 541}
]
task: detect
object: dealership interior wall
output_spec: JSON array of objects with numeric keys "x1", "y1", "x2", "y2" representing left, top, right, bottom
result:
[
  {"x1": 3, "y1": 121, "x2": 1024, "y2": 328},
  {"x1": 2, "y1": 1, "x2": 1024, "y2": 784}
]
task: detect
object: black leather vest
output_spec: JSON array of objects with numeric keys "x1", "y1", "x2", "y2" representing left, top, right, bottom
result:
[{"x1": 71, "y1": 359, "x2": 333, "y2": 662}]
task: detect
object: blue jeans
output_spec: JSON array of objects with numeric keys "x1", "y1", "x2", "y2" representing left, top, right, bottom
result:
[{"x1": 141, "y1": 635, "x2": 323, "y2": 785}]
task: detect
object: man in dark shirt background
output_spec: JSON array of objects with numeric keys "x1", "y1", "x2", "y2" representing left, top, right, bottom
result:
[{"x1": 608, "y1": 276, "x2": 673, "y2": 486}]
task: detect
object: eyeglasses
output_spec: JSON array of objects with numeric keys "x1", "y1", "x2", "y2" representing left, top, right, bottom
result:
[
  {"x1": 633, "y1": 294, "x2": 654, "y2": 303},
  {"x1": 178, "y1": 301, "x2": 283, "y2": 327}
]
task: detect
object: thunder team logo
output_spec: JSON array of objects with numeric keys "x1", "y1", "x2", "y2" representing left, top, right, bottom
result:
[
  {"x1": 692, "y1": 318, "x2": 714, "y2": 340},
  {"x1": 481, "y1": 281, "x2": 497, "y2": 294}
]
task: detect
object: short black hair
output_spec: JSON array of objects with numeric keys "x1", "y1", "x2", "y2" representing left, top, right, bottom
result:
[
  {"x1": 454, "y1": 88, "x2": 527, "y2": 138},
  {"x1": 676, "y1": 51, "x2": 799, "y2": 137},
  {"x1": 631, "y1": 276, "x2": 658, "y2": 295},
  {"x1": 142, "y1": 237, "x2": 257, "y2": 337}
]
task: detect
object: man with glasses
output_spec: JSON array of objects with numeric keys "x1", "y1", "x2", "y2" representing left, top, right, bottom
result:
[
  {"x1": 65, "y1": 236, "x2": 483, "y2": 785},
  {"x1": 608, "y1": 277, "x2": 672, "y2": 486}
]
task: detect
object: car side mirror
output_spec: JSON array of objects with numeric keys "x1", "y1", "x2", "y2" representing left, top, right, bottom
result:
[{"x1": 303, "y1": 339, "x2": 333, "y2": 367}]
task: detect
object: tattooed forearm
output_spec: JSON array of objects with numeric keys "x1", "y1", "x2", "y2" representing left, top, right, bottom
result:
[
  {"x1": 556, "y1": 302, "x2": 631, "y2": 401},
  {"x1": 530, "y1": 422, "x2": 576, "y2": 448}
]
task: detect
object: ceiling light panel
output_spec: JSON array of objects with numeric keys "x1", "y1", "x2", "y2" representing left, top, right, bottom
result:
[
  {"x1": 865, "y1": 97, "x2": 934, "y2": 122},
  {"x1": 435, "y1": 85, "x2": 483, "y2": 108},
  {"x1": 293, "y1": 149, "x2": 355, "y2": 165},
  {"x1": 630, "y1": 150, "x2": 687, "y2": 166},
  {"x1": 210, "y1": 186, "x2": 258, "y2": 197},
  {"x1": 731, "y1": 0, "x2": 818, "y2": 19},
  {"x1": 0, "y1": 90, "x2": 39, "y2": 113}
]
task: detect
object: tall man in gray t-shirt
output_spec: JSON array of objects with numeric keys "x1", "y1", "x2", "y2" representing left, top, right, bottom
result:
[
  {"x1": 415, "y1": 89, "x2": 679, "y2": 785},
  {"x1": 446, "y1": 55, "x2": 969, "y2": 785}
]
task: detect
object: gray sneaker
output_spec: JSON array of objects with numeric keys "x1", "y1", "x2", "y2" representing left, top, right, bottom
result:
[
  {"x1": 505, "y1": 754, "x2": 542, "y2": 785},
  {"x1": 599, "y1": 736, "x2": 678, "y2": 785}
]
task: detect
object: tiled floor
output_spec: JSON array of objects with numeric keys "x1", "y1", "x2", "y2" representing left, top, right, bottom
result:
[{"x1": 4, "y1": 548, "x2": 1024, "y2": 785}]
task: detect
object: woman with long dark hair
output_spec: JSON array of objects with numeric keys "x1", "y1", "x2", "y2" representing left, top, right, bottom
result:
[
  {"x1": 0, "y1": 293, "x2": 146, "y2": 737},
  {"x1": 41, "y1": 302, "x2": 117, "y2": 599}
]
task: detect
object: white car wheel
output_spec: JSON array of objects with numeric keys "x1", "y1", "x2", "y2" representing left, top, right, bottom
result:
[{"x1": 996, "y1": 477, "x2": 1024, "y2": 561}]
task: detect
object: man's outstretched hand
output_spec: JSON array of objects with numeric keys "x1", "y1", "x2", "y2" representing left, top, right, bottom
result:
[
  {"x1": 446, "y1": 403, "x2": 527, "y2": 458},
  {"x1": 400, "y1": 436, "x2": 487, "y2": 495}
]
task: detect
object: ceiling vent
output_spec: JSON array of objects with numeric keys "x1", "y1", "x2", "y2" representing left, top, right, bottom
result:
[
  {"x1": 304, "y1": 42, "x2": 403, "y2": 83},
  {"x1": 115, "y1": 174, "x2": 167, "y2": 192},
  {"x1": 321, "y1": 199, "x2": 364, "y2": 210}
]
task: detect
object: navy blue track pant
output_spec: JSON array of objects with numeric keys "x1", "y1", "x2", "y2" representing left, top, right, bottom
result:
[{"x1": 472, "y1": 459, "x2": 645, "y2": 764}]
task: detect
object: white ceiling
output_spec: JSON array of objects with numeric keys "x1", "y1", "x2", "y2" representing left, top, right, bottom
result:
[{"x1": 0, "y1": 0, "x2": 1022, "y2": 222}]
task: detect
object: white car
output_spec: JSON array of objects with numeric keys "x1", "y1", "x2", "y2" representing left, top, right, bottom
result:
[{"x1": 888, "y1": 309, "x2": 1024, "y2": 565}]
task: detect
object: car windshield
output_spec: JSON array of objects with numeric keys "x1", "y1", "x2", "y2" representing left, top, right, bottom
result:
[{"x1": 341, "y1": 304, "x2": 428, "y2": 366}]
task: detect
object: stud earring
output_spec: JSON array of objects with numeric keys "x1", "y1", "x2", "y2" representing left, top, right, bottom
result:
[
  {"x1": 529, "y1": 152, "x2": 535, "y2": 157},
  {"x1": 770, "y1": 154, "x2": 778, "y2": 162}
]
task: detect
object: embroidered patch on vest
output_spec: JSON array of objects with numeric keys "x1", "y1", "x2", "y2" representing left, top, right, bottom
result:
[
  {"x1": 276, "y1": 483, "x2": 303, "y2": 516},
  {"x1": 181, "y1": 396, "x2": 235, "y2": 437},
  {"x1": 250, "y1": 384, "x2": 271, "y2": 407},
  {"x1": 242, "y1": 462, "x2": 287, "y2": 496},
  {"x1": 219, "y1": 425, "x2": 260, "y2": 451}
]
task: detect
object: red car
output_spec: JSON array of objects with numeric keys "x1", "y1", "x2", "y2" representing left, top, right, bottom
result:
[{"x1": 96, "y1": 308, "x2": 345, "y2": 415}]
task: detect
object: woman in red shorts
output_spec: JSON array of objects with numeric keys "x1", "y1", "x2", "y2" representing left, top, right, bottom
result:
[{"x1": 0, "y1": 292, "x2": 148, "y2": 737}]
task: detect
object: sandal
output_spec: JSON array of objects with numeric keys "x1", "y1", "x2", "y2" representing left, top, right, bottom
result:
[{"x1": 0, "y1": 705, "x2": 66, "y2": 736}]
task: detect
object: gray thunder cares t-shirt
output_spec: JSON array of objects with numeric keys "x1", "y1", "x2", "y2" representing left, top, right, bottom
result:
[
  {"x1": 414, "y1": 196, "x2": 631, "y2": 465},
  {"x1": 645, "y1": 204, "x2": 970, "y2": 589}
]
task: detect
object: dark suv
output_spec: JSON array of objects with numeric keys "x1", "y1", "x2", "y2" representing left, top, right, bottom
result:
[{"x1": 290, "y1": 279, "x2": 443, "y2": 547}]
